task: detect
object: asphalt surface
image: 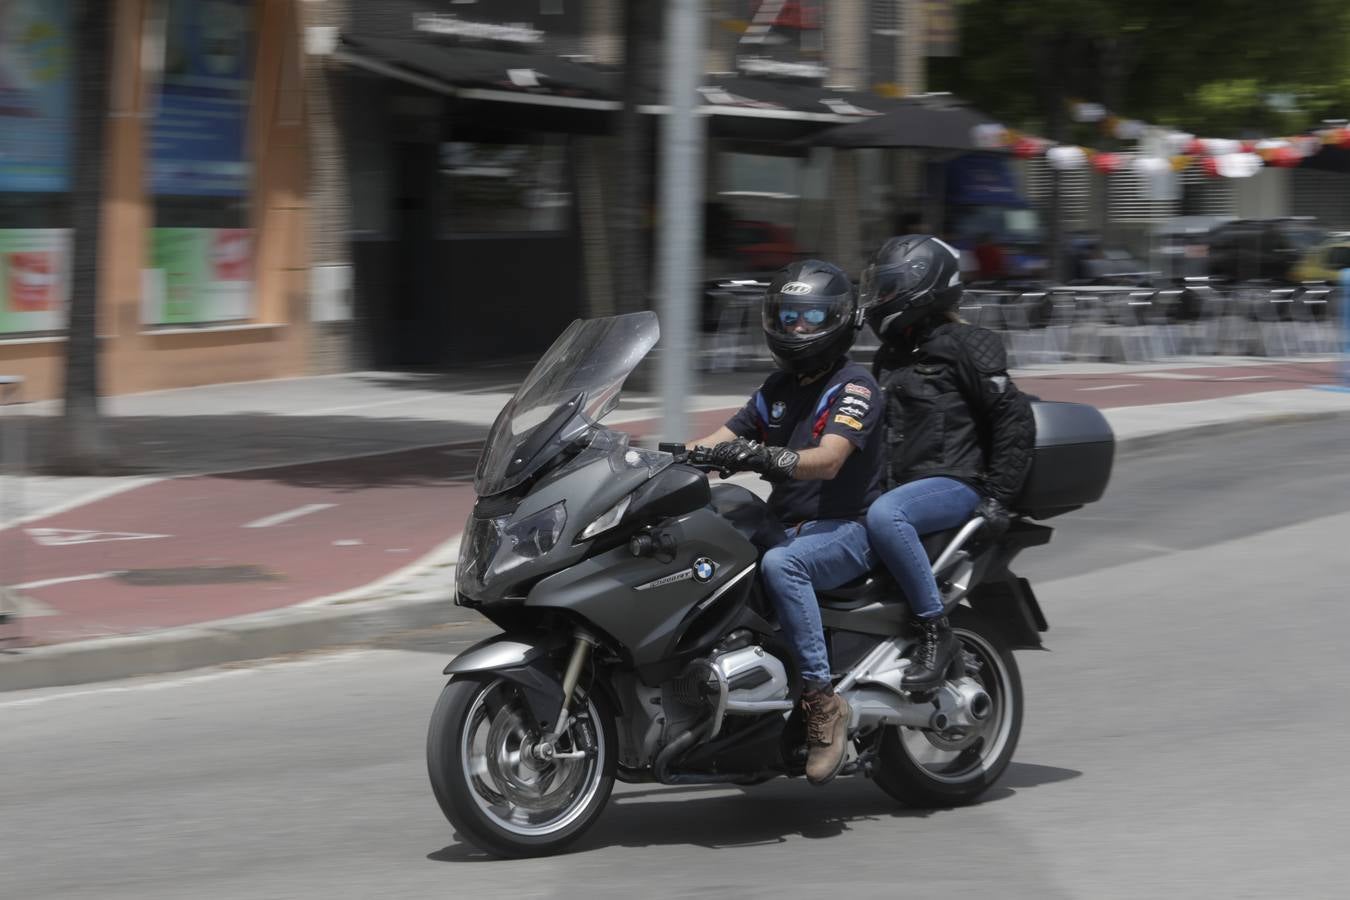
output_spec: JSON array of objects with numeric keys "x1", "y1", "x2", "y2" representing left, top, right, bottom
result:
[{"x1": 3, "y1": 419, "x2": 1350, "y2": 898}]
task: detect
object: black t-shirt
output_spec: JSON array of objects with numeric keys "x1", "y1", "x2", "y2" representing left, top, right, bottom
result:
[{"x1": 725, "y1": 358, "x2": 884, "y2": 525}]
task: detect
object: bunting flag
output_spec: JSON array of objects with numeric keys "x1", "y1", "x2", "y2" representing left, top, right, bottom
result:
[{"x1": 969, "y1": 99, "x2": 1350, "y2": 179}]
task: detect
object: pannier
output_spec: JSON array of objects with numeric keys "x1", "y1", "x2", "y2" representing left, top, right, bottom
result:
[{"x1": 1016, "y1": 401, "x2": 1115, "y2": 519}]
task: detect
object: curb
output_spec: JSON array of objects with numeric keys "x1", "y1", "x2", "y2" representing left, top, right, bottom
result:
[{"x1": 4, "y1": 406, "x2": 1349, "y2": 693}]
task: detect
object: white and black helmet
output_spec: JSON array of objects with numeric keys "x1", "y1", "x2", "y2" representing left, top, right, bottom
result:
[
  {"x1": 859, "y1": 234, "x2": 964, "y2": 342},
  {"x1": 761, "y1": 259, "x2": 860, "y2": 375}
]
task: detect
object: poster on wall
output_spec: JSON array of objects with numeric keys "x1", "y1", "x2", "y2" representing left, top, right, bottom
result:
[
  {"x1": 148, "y1": 0, "x2": 253, "y2": 197},
  {"x1": 0, "y1": 229, "x2": 68, "y2": 333},
  {"x1": 144, "y1": 228, "x2": 252, "y2": 325},
  {"x1": 0, "y1": 0, "x2": 71, "y2": 191}
]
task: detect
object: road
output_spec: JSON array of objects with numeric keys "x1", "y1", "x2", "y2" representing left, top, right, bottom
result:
[{"x1": 3, "y1": 418, "x2": 1349, "y2": 898}]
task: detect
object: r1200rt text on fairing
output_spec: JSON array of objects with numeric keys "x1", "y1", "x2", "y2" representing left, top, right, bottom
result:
[{"x1": 427, "y1": 312, "x2": 1113, "y2": 858}]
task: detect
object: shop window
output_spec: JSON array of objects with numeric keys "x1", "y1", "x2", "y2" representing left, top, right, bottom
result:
[
  {"x1": 437, "y1": 138, "x2": 573, "y2": 236},
  {"x1": 143, "y1": 0, "x2": 255, "y2": 327},
  {"x1": 0, "y1": 0, "x2": 71, "y2": 336}
]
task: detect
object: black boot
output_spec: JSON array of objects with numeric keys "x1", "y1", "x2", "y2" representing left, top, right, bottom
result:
[{"x1": 901, "y1": 615, "x2": 958, "y2": 692}]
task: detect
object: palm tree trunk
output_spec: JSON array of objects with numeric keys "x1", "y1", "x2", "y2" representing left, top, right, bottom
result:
[{"x1": 52, "y1": 0, "x2": 112, "y2": 472}]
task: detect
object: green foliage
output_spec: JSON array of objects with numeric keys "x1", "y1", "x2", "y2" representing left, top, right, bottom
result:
[{"x1": 931, "y1": 0, "x2": 1350, "y2": 138}]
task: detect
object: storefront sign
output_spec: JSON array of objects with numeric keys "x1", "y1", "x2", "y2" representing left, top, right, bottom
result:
[
  {"x1": 0, "y1": 0, "x2": 70, "y2": 192},
  {"x1": 149, "y1": 0, "x2": 252, "y2": 197},
  {"x1": 145, "y1": 228, "x2": 252, "y2": 325},
  {"x1": 0, "y1": 229, "x2": 67, "y2": 333},
  {"x1": 737, "y1": 57, "x2": 827, "y2": 81},
  {"x1": 354, "y1": 1, "x2": 582, "y2": 57},
  {"x1": 414, "y1": 13, "x2": 543, "y2": 44}
]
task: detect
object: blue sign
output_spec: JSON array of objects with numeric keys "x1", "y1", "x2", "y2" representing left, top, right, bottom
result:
[
  {"x1": 149, "y1": 0, "x2": 253, "y2": 197},
  {"x1": 945, "y1": 153, "x2": 1026, "y2": 208},
  {"x1": 0, "y1": 0, "x2": 71, "y2": 192}
]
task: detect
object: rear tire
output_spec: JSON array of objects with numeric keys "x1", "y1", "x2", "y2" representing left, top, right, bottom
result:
[
  {"x1": 873, "y1": 608, "x2": 1023, "y2": 807},
  {"x1": 427, "y1": 673, "x2": 616, "y2": 858}
]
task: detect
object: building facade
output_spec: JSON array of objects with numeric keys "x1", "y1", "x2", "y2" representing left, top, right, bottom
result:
[{"x1": 0, "y1": 0, "x2": 309, "y2": 402}]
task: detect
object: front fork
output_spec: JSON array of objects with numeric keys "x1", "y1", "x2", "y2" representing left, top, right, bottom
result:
[{"x1": 535, "y1": 630, "x2": 597, "y2": 761}]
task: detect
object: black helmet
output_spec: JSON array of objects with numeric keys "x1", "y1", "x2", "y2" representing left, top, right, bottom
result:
[
  {"x1": 859, "y1": 234, "x2": 963, "y2": 342},
  {"x1": 761, "y1": 259, "x2": 859, "y2": 374}
]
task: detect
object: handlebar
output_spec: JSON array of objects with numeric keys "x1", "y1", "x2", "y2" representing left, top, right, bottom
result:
[{"x1": 658, "y1": 442, "x2": 717, "y2": 469}]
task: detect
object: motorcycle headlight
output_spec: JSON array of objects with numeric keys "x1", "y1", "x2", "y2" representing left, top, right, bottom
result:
[
  {"x1": 578, "y1": 493, "x2": 632, "y2": 541},
  {"x1": 489, "y1": 501, "x2": 568, "y2": 578}
]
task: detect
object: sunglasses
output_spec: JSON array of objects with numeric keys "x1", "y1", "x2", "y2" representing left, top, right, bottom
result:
[{"x1": 778, "y1": 308, "x2": 828, "y2": 327}]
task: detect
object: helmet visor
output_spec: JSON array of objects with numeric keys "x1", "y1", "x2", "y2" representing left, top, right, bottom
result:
[
  {"x1": 859, "y1": 256, "x2": 932, "y2": 309},
  {"x1": 762, "y1": 292, "x2": 853, "y2": 341}
]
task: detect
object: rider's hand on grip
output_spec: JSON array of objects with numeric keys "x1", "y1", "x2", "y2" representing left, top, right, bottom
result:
[{"x1": 709, "y1": 439, "x2": 798, "y2": 483}]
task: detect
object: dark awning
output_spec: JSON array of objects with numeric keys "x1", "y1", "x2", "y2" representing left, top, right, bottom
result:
[
  {"x1": 336, "y1": 34, "x2": 620, "y2": 110},
  {"x1": 806, "y1": 96, "x2": 1001, "y2": 151},
  {"x1": 335, "y1": 35, "x2": 884, "y2": 140}
]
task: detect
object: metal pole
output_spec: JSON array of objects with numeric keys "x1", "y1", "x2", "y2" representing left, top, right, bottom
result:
[
  {"x1": 0, "y1": 375, "x2": 24, "y2": 646},
  {"x1": 1342, "y1": 268, "x2": 1350, "y2": 387},
  {"x1": 656, "y1": 0, "x2": 706, "y2": 441}
]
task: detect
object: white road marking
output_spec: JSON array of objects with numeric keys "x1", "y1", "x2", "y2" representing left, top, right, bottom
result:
[
  {"x1": 1219, "y1": 375, "x2": 1270, "y2": 381},
  {"x1": 243, "y1": 503, "x2": 336, "y2": 529},
  {"x1": 1078, "y1": 384, "x2": 1141, "y2": 392},
  {"x1": 13, "y1": 572, "x2": 117, "y2": 591},
  {"x1": 0, "y1": 477, "x2": 162, "y2": 532},
  {"x1": 26, "y1": 528, "x2": 170, "y2": 546},
  {"x1": 333, "y1": 539, "x2": 363, "y2": 547}
]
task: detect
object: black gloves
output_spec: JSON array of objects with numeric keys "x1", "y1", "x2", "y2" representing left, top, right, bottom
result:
[
  {"x1": 708, "y1": 439, "x2": 800, "y2": 484},
  {"x1": 975, "y1": 496, "x2": 1012, "y2": 539}
]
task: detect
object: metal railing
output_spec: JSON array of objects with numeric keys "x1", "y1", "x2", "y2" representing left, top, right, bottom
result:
[{"x1": 700, "y1": 279, "x2": 1344, "y2": 371}]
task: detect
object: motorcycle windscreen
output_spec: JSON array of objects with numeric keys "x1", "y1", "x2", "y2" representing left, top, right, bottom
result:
[{"x1": 475, "y1": 311, "x2": 661, "y2": 496}]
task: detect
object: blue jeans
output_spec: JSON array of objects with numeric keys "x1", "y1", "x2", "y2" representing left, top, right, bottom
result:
[
  {"x1": 760, "y1": 519, "x2": 875, "y2": 687},
  {"x1": 866, "y1": 478, "x2": 981, "y2": 620}
]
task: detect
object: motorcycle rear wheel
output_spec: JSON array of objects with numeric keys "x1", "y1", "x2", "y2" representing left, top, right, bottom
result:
[
  {"x1": 427, "y1": 673, "x2": 617, "y2": 858},
  {"x1": 873, "y1": 608, "x2": 1023, "y2": 807}
]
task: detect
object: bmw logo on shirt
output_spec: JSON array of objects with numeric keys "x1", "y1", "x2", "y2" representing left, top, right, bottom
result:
[{"x1": 692, "y1": 558, "x2": 717, "y2": 582}]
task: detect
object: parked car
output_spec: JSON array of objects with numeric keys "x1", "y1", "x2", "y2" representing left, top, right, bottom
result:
[
  {"x1": 1292, "y1": 234, "x2": 1350, "y2": 283},
  {"x1": 1205, "y1": 217, "x2": 1326, "y2": 283}
]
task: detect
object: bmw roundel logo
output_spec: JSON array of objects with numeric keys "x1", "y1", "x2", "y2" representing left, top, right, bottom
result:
[{"x1": 692, "y1": 558, "x2": 717, "y2": 582}]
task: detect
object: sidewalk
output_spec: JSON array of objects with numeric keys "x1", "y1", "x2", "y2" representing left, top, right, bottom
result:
[{"x1": 2, "y1": 357, "x2": 1348, "y2": 691}]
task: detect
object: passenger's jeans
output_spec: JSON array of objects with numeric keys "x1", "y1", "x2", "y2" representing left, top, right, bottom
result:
[
  {"x1": 866, "y1": 477, "x2": 981, "y2": 620},
  {"x1": 760, "y1": 519, "x2": 874, "y2": 687}
]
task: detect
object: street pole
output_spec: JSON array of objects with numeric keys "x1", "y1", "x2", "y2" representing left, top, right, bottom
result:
[
  {"x1": 656, "y1": 0, "x2": 706, "y2": 441},
  {"x1": 1342, "y1": 268, "x2": 1350, "y2": 388}
]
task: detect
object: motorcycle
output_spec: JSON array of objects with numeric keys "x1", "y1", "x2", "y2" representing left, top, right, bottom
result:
[{"x1": 427, "y1": 311, "x2": 1114, "y2": 858}]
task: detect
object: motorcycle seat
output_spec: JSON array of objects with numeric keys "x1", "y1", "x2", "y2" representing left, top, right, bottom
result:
[{"x1": 816, "y1": 526, "x2": 960, "y2": 607}]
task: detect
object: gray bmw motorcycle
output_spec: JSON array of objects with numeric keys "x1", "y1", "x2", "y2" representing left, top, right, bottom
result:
[{"x1": 428, "y1": 312, "x2": 1113, "y2": 858}]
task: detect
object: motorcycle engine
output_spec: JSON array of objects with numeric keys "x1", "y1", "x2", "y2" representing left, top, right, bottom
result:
[{"x1": 667, "y1": 639, "x2": 791, "y2": 740}]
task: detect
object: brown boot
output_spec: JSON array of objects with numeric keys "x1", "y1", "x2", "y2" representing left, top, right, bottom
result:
[{"x1": 801, "y1": 688, "x2": 851, "y2": 785}]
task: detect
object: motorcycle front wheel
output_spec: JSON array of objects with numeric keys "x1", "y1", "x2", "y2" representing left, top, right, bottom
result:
[
  {"x1": 873, "y1": 608, "x2": 1023, "y2": 807},
  {"x1": 427, "y1": 673, "x2": 616, "y2": 858}
]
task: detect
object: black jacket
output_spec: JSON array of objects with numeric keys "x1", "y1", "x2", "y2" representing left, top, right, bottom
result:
[{"x1": 872, "y1": 321, "x2": 1035, "y2": 506}]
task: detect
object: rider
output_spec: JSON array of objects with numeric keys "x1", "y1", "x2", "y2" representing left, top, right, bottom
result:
[
  {"x1": 695, "y1": 259, "x2": 884, "y2": 786},
  {"x1": 859, "y1": 235, "x2": 1036, "y2": 691}
]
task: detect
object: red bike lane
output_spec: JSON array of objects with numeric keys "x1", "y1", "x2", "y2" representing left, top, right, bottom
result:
[{"x1": 3, "y1": 362, "x2": 1335, "y2": 646}]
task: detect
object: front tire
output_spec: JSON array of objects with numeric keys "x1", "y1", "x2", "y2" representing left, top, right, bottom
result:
[
  {"x1": 427, "y1": 673, "x2": 617, "y2": 858},
  {"x1": 873, "y1": 608, "x2": 1023, "y2": 807}
]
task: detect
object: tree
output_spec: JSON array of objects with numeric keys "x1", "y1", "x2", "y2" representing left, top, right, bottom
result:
[
  {"x1": 930, "y1": 1, "x2": 1350, "y2": 277},
  {"x1": 934, "y1": 1, "x2": 1350, "y2": 139},
  {"x1": 50, "y1": 0, "x2": 111, "y2": 473}
]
